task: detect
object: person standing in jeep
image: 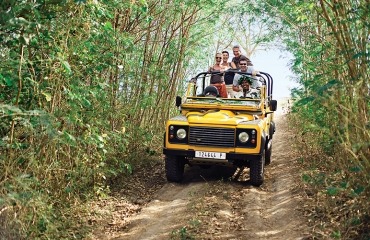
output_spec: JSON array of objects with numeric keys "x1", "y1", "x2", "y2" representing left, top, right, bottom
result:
[
  {"x1": 208, "y1": 52, "x2": 226, "y2": 84},
  {"x1": 232, "y1": 57, "x2": 260, "y2": 93},
  {"x1": 232, "y1": 45, "x2": 253, "y2": 68},
  {"x1": 208, "y1": 52, "x2": 228, "y2": 98},
  {"x1": 221, "y1": 50, "x2": 237, "y2": 98}
]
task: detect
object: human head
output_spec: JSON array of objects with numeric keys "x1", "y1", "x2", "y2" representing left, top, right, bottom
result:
[
  {"x1": 215, "y1": 52, "x2": 222, "y2": 63},
  {"x1": 204, "y1": 85, "x2": 219, "y2": 97},
  {"x1": 239, "y1": 57, "x2": 248, "y2": 71},
  {"x1": 232, "y1": 45, "x2": 241, "y2": 58},
  {"x1": 238, "y1": 76, "x2": 253, "y2": 90},
  {"x1": 222, "y1": 50, "x2": 229, "y2": 62}
]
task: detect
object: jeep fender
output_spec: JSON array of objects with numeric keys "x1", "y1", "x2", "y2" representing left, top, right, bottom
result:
[
  {"x1": 269, "y1": 121, "x2": 275, "y2": 139},
  {"x1": 260, "y1": 132, "x2": 266, "y2": 155}
]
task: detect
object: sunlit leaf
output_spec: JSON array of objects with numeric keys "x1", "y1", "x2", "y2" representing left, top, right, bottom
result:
[
  {"x1": 61, "y1": 60, "x2": 72, "y2": 74},
  {"x1": 122, "y1": 163, "x2": 132, "y2": 174},
  {"x1": 19, "y1": 35, "x2": 30, "y2": 45},
  {"x1": 82, "y1": 98, "x2": 91, "y2": 107},
  {"x1": 42, "y1": 91, "x2": 52, "y2": 102},
  {"x1": 97, "y1": 135, "x2": 104, "y2": 142},
  {"x1": 104, "y1": 22, "x2": 113, "y2": 30},
  {"x1": 63, "y1": 131, "x2": 76, "y2": 143}
]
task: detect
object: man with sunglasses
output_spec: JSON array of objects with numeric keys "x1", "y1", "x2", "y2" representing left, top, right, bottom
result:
[{"x1": 232, "y1": 57, "x2": 260, "y2": 94}]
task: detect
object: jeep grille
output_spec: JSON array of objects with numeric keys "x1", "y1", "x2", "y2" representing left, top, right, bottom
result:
[{"x1": 189, "y1": 127, "x2": 235, "y2": 147}]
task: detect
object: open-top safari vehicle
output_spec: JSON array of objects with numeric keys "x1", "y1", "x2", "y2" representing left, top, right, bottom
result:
[{"x1": 163, "y1": 70, "x2": 277, "y2": 186}]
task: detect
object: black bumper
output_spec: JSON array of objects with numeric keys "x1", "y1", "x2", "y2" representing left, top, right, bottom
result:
[{"x1": 163, "y1": 148, "x2": 262, "y2": 161}]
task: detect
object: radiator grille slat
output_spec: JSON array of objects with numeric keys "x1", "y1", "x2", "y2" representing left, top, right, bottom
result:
[{"x1": 189, "y1": 127, "x2": 235, "y2": 147}]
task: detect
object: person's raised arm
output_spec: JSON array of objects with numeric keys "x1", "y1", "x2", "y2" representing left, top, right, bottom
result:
[
  {"x1": 230, "y1": 61, "x2": 237, "y2": 69},
  {"x1": 232, "y1": 74, "x2": 241, "y2": 92}
]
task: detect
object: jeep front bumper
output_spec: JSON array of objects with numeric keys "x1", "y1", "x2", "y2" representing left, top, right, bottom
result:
[{"x1": 163, "y1": 148, "x2": 263, "y2": 161}]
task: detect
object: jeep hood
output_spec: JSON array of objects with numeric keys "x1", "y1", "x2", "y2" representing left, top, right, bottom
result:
[{"x1": 186, "y1": 110, "x2": 256, "y2": 125}]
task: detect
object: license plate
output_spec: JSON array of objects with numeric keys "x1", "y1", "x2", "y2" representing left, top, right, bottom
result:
[{"x1": 195, "y1": 151, "x2": 226, "y2": 159}]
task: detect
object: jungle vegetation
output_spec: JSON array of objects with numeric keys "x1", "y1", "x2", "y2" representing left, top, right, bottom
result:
[{"x1": 0, "y1": 0, "x2": 368, "y2": 239}]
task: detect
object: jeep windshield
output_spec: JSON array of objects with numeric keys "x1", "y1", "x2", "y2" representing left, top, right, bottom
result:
[{"x1": 186, "y1": 97, "x2": 261, "y2": 107}]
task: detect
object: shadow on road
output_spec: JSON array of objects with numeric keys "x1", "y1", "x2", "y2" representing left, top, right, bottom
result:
[{"x1": 180, "y1": 164, "x2": 254, "y2": 186}]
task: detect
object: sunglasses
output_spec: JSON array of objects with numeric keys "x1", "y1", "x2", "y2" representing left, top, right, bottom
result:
[
  {"x1": 239, "y1": 63, "x2": 247, "y2": 66},
  {"x1": 216, "y1": 57, "x2": 221, "y2": 59}
]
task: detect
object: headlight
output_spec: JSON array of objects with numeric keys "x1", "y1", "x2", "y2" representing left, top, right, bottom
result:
[
  {"x1": 238, "y1": 132, "x2": 249, "y2": 143},
  {"x1": 176, "y1": 128, "x2": 187, "y2": 140}
]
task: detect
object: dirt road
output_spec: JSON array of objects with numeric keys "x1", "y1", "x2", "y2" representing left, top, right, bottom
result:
[{"x1": 89, "y1": 113, "x2": 310, "y2": 240}]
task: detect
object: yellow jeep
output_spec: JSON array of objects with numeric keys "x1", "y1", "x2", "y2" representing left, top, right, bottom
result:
[{"x1": 163, "y1": 70, "x2": 277, "y2": 186}]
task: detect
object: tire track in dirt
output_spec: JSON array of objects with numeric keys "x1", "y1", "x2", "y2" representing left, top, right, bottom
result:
[
  {"x1": 112, "y1": 183, "x2": 203, "y2": 240},
  {"x1": 93, "y1": 113, "x2": 309, "y2": 240},
  {"x1": 254, "y1": 112, "x2": 308, "y2": 239}
]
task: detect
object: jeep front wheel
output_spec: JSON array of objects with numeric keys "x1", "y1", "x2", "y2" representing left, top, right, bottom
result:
[
  {"x1": 250, "y1": 151, "x2": 265, "y2": 186},
  {"x1": 165, "y1": 155, "x2": 185, "y2": 182}
]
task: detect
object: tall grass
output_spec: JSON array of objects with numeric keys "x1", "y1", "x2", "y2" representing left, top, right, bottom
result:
[
  {"x1": 272, "y1": 0, "x2": 370, "y2": 237},
  {"x1": 288, "y1": 84, "x2": 369, "y2": 238}
]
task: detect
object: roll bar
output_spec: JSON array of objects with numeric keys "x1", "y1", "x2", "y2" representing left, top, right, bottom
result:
[{"x1": 190, "y1": 69, "x2": 274, "y2": 99}]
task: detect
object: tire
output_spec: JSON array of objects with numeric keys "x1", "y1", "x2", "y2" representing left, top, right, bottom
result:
[
  {"x1": 165, "y1": 155, "x2": 185, "y2": 182},
  {"x1": 250, "y1": 151, "x2": 265, "y2": 187},
  {"x1": 265, "y1": 140, "x2": 272, "y2": 166}
]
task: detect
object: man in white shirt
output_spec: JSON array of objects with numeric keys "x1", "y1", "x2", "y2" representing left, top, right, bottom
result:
[
  {"x1": 237, "y1": 76, "x2": 260, "y2": 99},
  {"x1": 232, "y1": 57, "x2": 260, "y2": 93}
]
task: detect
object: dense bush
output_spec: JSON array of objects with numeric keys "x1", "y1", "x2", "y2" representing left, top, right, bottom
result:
[
  {"x1": 1, "y1": 0, "x2": 368, "y2": 238},
  {"x1": 0, "y1": 0, "x2": 223, "y2": 238},
  {"x1": 268, "y1": 0, "x2": 369, "y2": 238}
]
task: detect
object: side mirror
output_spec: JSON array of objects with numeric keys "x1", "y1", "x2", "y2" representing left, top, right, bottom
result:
[
  {"x1": 270, "y1": 100, "x2": 277, "y2": 111},
  {"x1": 175, "y1": 96, "x2": 182, "y2": 107}
]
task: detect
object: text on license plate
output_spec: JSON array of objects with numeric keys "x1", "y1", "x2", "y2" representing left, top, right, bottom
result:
[{"x1": 195, "y1": 151, "x2": 226, "y2": 159}]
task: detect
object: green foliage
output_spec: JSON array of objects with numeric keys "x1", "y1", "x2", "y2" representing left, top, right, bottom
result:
[
  {"x1": 274, "y1": 0, "x2": 369, "y2": 238},
  {"x1": 0, "y1": 0, "x2": 230, "y2": 238},
  {"x1": 331, "y1": 230, "x2": 341, "y2": 239},
  {"x1": 171, "y1": 226, "x2": 195, "y2": 240},
  {"x1": 224, "y1": 0, "x2": 283, "y2": 54}
]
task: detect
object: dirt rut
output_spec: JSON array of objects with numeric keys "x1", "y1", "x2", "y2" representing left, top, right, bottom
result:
[{"x1": 91, "y1": 113, "x2": 309, "y2": 240}]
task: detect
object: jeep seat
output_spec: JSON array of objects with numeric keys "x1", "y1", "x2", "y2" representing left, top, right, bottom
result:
[{"x1": 210, "y1": 83, "x2": 228, "y2": 98}]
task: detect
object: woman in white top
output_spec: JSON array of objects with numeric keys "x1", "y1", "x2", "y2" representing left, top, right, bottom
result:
[
  {"x1": 207, "y1": 53, "x2": 228, "y2": 98},
  {"x1": 221, "y1": 50, "x2": 237, "y2": 98},
  {"x1": 208, "y1": 52, "x2": 226, "y2": 84}
]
